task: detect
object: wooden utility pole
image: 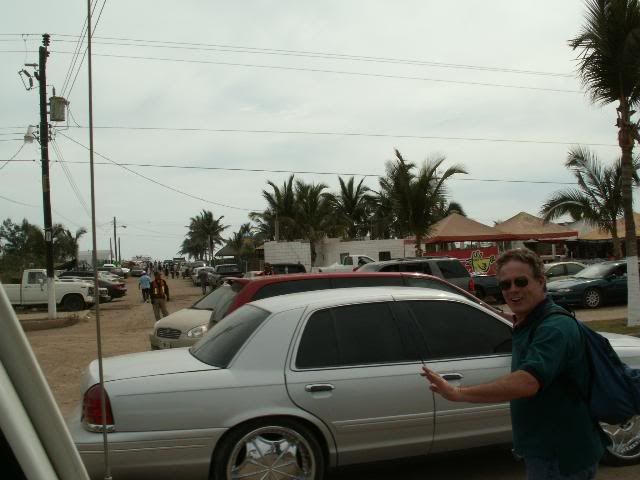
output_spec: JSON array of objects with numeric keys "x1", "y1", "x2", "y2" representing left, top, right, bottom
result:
[{"x1": 38, "y1": 33, "x2": 56, "y2": 320}]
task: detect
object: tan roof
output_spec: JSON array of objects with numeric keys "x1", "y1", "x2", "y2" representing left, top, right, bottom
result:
[
  {"x1": 495, "y1": 212, "x2": 578, "y2": 240},
  {"x1": 422, "y1": 213, "x2": 514, "y2": 244},
  {"x1": 580, "y1": 213, "x2": 640, "y2": 241}
]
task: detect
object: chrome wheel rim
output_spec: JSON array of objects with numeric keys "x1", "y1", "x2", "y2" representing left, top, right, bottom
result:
[
  {"x1": 602, "y1": 416, "x2": 640, "y2": 460},
  {"x1": 227, "y1": 425, "x2": 316, "y2": 480},
  {"x1": 584, "y1": 290, "x2": 600, "y2": 308}
]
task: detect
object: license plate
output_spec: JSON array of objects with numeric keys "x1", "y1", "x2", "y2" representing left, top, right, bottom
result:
[{"x1": 159, "y1": 341, "x2": 173, "y2": 349}]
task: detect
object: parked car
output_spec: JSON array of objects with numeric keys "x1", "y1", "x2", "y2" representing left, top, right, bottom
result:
[
  {"x1": 129, "y1": 266, "x2": 146, "y2": 277},
  {"x1": 58, "y1": 277, "x2": 111, "y2": 303},
  {"x1": 59, "y1": 271, "x2": 127, "y2": 299},
  {"x1": 149, "y1": 271, "x2": 505, "y2": 349},
  {"x1": 471, "y1": 273, "x2": 503, "y2": 303},
  {"x1": 547, "y1": 260, "x2": 638, "y2": 308},
  {"x1": 207, "y1": 264, "x2": 243, "y2": 287},
  {"x1": 0, "y1": 284, "x2": 90, "y2": 479},
  {"x1": 192, "y1": 266, "x2": 215, "y2": 286},
  {"x1": 5, "y1": 269, "x2": 96, "y2": 311},
  {"x1": 544, "y1": 261, "x2": 587, "y2": 283},
  {"x1": 71, "y1": 287, "x2": 640, "y2": 479},
  {"x1": 317, "y1": 254, "x2": 375, "y2": 272},
  {"x1": 356, "y1": 257, "x2": 474, "y2": 293}
]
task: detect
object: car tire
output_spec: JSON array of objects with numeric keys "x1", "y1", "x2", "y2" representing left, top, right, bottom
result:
[
  {"x1": 601, "y1": 416, "x2": 640, "y2": 466},
  {"x1": 211, "y1": 418, "x2": 325, "y2": 480},
  {"x1": 583, "y1": 288, "x2": 602, "y2": 309},
  {"x1": 62, "y1": 294, "x2": 85, "y2": 312}
]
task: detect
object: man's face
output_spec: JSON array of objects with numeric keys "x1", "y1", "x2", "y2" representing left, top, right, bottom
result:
[{"x1": 497, "y1": 260, "x2": 546, "y2": 319}]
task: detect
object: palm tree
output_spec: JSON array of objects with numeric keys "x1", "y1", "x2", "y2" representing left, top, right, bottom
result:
[
  {"x1": 541, "y1": 147, "x2": 640, "y2": 258},
  {"x1": 570, "y1": 0, "x2": 640, "y2": 324},
  {"x1": 52, "y1": 226, "x2": 87, "y2": 265},
  {"x1": 251, "y1": 175, "x2": 298, "y2": 241},
  {"x1": 380, "y1": 149, "x2": 467, "y2": 252},
  {"x1": 324, "y1": 176, "x2": 371, "y2": 239},
  {"x1": 186, "y1": 210, "x2": 228, "y2": 260},
  {"x1": 294, "y1": 180, "x2": 330, "y2": 266}
]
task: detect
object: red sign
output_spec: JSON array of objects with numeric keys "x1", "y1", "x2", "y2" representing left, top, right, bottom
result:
[{"x1": 424, "y1": 246, "x2": 499, "y2": 275}]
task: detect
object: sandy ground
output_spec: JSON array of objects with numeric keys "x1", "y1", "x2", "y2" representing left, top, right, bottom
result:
[{"x1": 23, "y1": 275, "x2": 201, "y2": 418}]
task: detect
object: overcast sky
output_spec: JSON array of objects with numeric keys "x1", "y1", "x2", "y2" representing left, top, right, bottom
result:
[{"x1": 1, "y1": 1, "x2": 635, "y2": 260}]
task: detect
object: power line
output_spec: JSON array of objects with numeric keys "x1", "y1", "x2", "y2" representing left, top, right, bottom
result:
[
  {"x1": 50, "y1": 140, "x2": 92, "y2": 216},
  {"x1": 56, "y1": 131, "x2": 256, "y2": 211},
  {"x1": 0, "y1": 193, "x2": 85, "y2": 229},
  {"x1": 59, "y1": 124, "x2": 618, "y2": 148},
  {"x1": 0, "y1": 49, "x2": 581, "y2": 94},
  {"x1": 1, "y1": 156, "x2": 578, "y2": 186},
  {"x1": 0, "y1": 142, "x2": 26, "y2": 170},
  {"x1": 4, "y1": 32, "x2": 574, "y2": 79}
]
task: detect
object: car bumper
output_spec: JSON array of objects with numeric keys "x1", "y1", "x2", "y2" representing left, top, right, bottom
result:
[
  {"x1": 148, "y1": 332, "x2": 199, "y2": 350},
  {"x1": 68, "y1": 408, "x2": 227, "y2": 480}
]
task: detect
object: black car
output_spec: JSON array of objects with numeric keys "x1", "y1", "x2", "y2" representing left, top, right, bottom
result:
[
  {"x1": 59, "y1": 271, "x2": 128, "y2": 298},
  {"x1": 207, "y1": 264, "x2": 243, "y2": 287}
]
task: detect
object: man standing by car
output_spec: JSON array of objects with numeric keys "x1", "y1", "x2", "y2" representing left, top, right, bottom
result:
[
  {"x1": 150, "y1": 271, "x2": 170, "y2": 321},
  {"x1": 197, "y1": 267, "x2": 209, "y2": 295},
  {"x1": 422, "y1": 248, "x2": 606, "y2": 479}
]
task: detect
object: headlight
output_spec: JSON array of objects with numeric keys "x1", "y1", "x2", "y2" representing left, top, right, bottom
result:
[{"x1": 187, "y1": 325, "x2": 208, "y2": 338}]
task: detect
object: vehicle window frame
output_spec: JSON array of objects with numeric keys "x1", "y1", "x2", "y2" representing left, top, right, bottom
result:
[
  {"x1": 565, "y1": 263, "x2": 583, "y2": 275},
  {"x1": 291, "y1": 300, "x2": 420, "y2": 371},
  {"x1": 252, "y1": 278, "x2": 332, "y2": 301},
  {"x1": 435, "y1": 259, "x2": 469, "y2": 279}
]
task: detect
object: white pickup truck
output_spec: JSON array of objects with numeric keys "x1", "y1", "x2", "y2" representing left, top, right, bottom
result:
[
  {"x1": 5, "y1": 269, "x2": 95, "y2": 311},
  {"x1": 317, "y1": 254, "x2": 375, "y2": 272}
]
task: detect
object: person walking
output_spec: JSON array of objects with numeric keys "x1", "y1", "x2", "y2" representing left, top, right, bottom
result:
[
  {"x1": 138, "y1": 271, "x2": 151, "y2": 303},
  {"x1": 149, "y1": 271, "x2": 170, "y2": 321},
  {"x1": 421, "y1": 248, "x2": 607, "y2": 480},
  {"x1": 197, "y1": 267, "x2": 209, "y2": 295}
]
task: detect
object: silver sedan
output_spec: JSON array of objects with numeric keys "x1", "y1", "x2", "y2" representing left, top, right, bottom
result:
[{"x1": 69, "y1": 287, "x2": 640, "y2": 480}]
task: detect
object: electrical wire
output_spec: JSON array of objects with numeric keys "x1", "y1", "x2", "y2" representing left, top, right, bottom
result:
[
  {"x1": 0, "y1": 156, "x2": 578, "y2": 186},
  {"x1": 4, "y1": 32, "x2": 574, "y2": 79},
  {"x1": 51, "y1": 140, "x2": 92, "y2": 216},
  {"x1": 57, "y1": 131, "x2": 256, "y2": 211}
]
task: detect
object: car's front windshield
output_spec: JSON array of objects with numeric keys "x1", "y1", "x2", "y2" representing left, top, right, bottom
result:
[{"x1": 574, "y1": 263, "x2": 615, "y2": 279}]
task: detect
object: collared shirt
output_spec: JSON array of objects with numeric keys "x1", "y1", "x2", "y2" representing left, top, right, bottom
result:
[{"x1": 510, "y1": 297, "x2": 606, "y2": 474}]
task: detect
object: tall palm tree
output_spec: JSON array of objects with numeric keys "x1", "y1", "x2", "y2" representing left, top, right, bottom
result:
[
  {"x1": 570, "y1": 0, "x2": 640, "y2": 324},
  {"x1": 294, "y1": 180, "x2": 330, "y2": 265},
  {"x1": 52, "y1": 226, "x2": 87, "y2": 265},
  {"x1": 541, "y1": 147, "x2": 640, "y2": 258},
  {"x1": 324, "y1": 176, "x2": 371, "y2": 239},
  {"x1": 186, "y1": 210, "x2": 228, "y2": 260},
  {"x1": 251, "y1": 175, "x2": 298, "y2": 241}
]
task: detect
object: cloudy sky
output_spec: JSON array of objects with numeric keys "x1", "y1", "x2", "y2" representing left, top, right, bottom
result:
[{"x1": 0, "y1": 1, "x2": 633, "y2": 260}]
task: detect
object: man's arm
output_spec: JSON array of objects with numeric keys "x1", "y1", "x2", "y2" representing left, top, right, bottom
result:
[
  {"x1": 421, "y1": 367, "x2": 540, "y2": 403},
  {"x1": 164, "y1": 281, "x2": 170, "y2": 301}
]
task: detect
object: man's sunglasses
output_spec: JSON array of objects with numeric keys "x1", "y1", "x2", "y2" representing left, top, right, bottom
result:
[{"x1": 498, "y1": 276, "x2": 529, "y2": 290}]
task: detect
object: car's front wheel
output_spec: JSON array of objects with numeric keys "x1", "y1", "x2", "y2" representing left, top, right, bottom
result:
[
  {"x1": 583, "y1": 288, "x2": 603, "y2": 308},
  {"x1": 62, "y1": 294, "x2": 85, "y2": 311},
  {"x1": 601, "y1": 416, "x2": 640, "y2": 466},
  {"x1": 211, "y1": 419, "x2": 325, "y2": 480}
]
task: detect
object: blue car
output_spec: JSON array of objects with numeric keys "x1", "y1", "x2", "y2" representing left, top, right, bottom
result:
[{"x1": 547, "y1": 260, "x2": 633, "y2": 309}]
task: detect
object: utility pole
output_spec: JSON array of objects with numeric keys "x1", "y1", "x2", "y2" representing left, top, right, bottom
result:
[
  {"x1": 118, "y1": 237, "x2": 121, "y2": 264},
  {"x1": 109, "y1": 238, "x2": 113, "y2": 263},
  {"x1": 112, "y1": 216, "x2": 117, "y2": 265},
  {"x1": 38, "y1": 33, "x2": 56, "y2": 320}
]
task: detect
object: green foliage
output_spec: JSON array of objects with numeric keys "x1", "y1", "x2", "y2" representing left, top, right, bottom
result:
[{"x1": 179, "y1": 210, "x2": 228, "y2": 260}]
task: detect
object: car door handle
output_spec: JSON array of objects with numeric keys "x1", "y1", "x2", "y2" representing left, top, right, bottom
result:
[
  {"x1": 305, "y1": 384, "x2": 335, "y2": 393},
  {"x1": 441, "y1": 373, "x2": 464, "y2": 381}
]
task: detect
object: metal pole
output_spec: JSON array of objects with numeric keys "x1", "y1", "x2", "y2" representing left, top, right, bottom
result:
[
  {"x1": 39, "y1": 34, "x2": 56, "y2": 320},
  {"x1": 108, "y1": 238, "x2": 112, "y2": 263},
  {"x1": 86, "y1": 2, "x2": 112, "y2": 478},
  {"x1": 118, "y1": 237, "x2": 121, "y2": 264},
  {"x1": 112, "y1": 216, "x2": 117, "y2": 265}
]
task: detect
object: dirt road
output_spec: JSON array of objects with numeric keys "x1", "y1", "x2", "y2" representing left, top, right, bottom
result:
[{"x1": 24, "y1": 274, "x2": 200, "y2": 417}]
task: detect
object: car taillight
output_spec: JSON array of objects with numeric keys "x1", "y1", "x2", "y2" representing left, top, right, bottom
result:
[
  {"x1": 82, "y1": 383, "x2": 115, "y2": 432},
  {"x1": 468, "y1": 277, "x2": 476, "y2": 294}
]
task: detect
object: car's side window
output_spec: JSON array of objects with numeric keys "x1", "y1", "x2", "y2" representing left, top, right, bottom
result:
[
  {"x1": 400, "y1": 262, "x2": 423, "y2": 273},
  {"x1": 405, "y1": 300, "x2": 512, "y2": 359},
  {"x1": 380, "y1": 264, "x2": 400, "y2": 272},
  {"x1": 295, "y1": 302, "x2": 412, "y2": 368},
  {"x1": 343, "y1": 256, "x2": 354, "y2": 265},
  {"x1": 252, "y1": 278, "x2": 332, "y2": 300},
  {"x1": 27, "y1": 271, "x2": 45, "y2": 284},
  {"x1": 566, "y1": 263, "x2": 583, "y2": 275},
  {"x1": 436, "y1": 260, "x2": 468, "y2": 279},
  {"x1": 331, "y1": 277, "x2": 403, "y2": 288}
]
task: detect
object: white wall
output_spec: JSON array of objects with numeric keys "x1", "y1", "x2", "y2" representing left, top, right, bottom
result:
[
  {"x1": 315, "y1": 238, "x2": 407, "y2": 267},
  {"x1": 263, "y1": 241, "x2": 312, "y2": 271}
]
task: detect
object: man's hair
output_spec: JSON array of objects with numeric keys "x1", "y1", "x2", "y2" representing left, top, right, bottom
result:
[{"x1": 496, "y1": 248, "x2": 545, "y2": 279}]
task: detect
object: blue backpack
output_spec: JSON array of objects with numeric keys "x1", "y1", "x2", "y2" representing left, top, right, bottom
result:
[{"x1": 532, "y1": 306, "x2": 640, "y2": 425}]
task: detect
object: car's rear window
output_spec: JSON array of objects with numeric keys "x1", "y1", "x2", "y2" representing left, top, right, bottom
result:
[
  {"x1": 437, "y1": 260, "x2": 469, "y2": 279},
  {"x1": 192, "y1": 282, "x2": 244, "y2": 316},
  {"x1": 191, "y1": 305, "x2": 270, "y2": 368},
  {"x1": 217, "y1": 265, "x2": 240, "y2": 273}
]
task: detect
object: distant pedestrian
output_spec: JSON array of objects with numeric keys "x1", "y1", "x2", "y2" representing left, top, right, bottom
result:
[
  {"x1": 197, "y1": 268, "x2": 209, "y2": 295},
  {"x1": 170, "y1": 265, "x2": 176, "y2": 279},
  {"x1": 263, "y1": 262, "x2": 274, "y2": 276},
  {"x1": 138, "y1": 271, "x2": 151, "y2": 302},
  {"x1": 163, "y1": 265, "x2": 169, "y2": 278},
  {"x1": 150, "y1": 271, "x2": 170, "y2": 321}
]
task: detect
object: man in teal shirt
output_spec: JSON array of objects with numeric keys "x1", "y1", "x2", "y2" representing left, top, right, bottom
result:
[{"x1": 422, "y1": 248, "x2": 606, "y2": 479}]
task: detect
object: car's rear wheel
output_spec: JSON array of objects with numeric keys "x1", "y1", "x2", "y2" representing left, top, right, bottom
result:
[
  {"x1": 62, "y1": 294, "x2": 85, "y2": 311},
  {"x1": 583, "y1": 288, "x2": 602, "y2": 308},
  {"x1": 601, "y1": 416, "x2": 640, "y2": 466},
  {"x1": 212, "y1": 419, "x2": 325, "y2": 480}
]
